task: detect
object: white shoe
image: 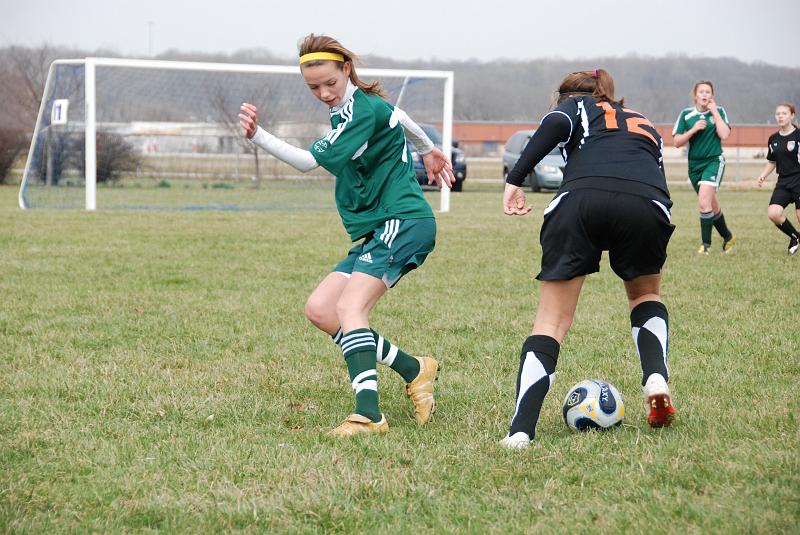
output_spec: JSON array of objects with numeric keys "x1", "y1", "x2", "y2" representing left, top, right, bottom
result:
[
  {"x1": 643, "y1": 373, "x2": 676, "y2": 428},
  {"x1": 789, "y1": 237, "x2": 799, "y2": 256},
  {"x1": 499, "y1": 431, "x2": 531, "y2": 449}
]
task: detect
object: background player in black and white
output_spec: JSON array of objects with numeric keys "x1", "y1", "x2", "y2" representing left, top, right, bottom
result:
[
  {"x1": 499, "y1": 69, "x2": 676, "y2": 449},
  {"x1": 757, "y1": 103, "x2": 800, "y2": 255}
]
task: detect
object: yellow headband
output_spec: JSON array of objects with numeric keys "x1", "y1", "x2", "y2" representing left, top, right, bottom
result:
[{"x1": 299, "y1": 52, "x2": 345, "y2": 64}]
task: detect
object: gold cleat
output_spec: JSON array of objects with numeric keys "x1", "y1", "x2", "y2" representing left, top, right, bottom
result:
[
  {"x1": 326, "y1": 413, "x2": 388, "y2": 437},
  {"x1": 697, "y1": 244, "x2": 710, "y2": 255},
  {"x1": 405, "y1": 356, "x2": 440, "y2": 425},
  {"x1": 723, "y1": 234, "x2": 737, "y2": 255}
]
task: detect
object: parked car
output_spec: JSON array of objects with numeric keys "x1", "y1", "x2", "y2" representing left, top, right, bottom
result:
[
  {"x1": 502, "y1": 129, "x2": 564, "y2": 191},
  {"x1": 407, "y1": 124, "x2": 467, "y2": 191}
]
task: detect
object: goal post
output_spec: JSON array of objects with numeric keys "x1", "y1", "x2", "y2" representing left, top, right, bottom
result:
[{"x1": 19, "y1": 57, "x2": 454, "y2": 212}]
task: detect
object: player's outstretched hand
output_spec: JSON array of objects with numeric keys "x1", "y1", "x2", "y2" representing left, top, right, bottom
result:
[
  {"x1": 503, "y1": 183, "x2": 532, "y2": 216},
  {"x1": 423, "y1": 147, "x2": 456, "y2": 189},
  {"x1": 238, "y1": 103, "x2": 259, "y2": 139}
]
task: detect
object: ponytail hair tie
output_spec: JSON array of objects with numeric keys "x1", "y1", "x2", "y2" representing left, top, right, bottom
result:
[{"x1": 592, "y1": 69, "x2": 599, "y2": 78}]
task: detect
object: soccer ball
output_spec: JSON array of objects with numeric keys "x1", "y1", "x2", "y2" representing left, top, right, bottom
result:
[{"x1": 562, "y1": 379, "x2": 625, "y2": 432}]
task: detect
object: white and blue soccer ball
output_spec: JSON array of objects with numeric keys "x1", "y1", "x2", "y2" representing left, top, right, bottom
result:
[{"x1": 562, "y1": 379, "x2": 625, "y2": 432}]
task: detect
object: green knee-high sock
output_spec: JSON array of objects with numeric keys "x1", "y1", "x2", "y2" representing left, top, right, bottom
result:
[
  {"x1": 340, "y1": 328, "x2": 381, "y2": 422},
  {"x1": 373, "y1": 331, "x2": 420, "y2": 383},
  {"x1": 712, "y1": 211, "x2": 733, "y2": 241},
  {"x1": 332, "y1": 328, "x2": 420, "y2": 383},
  {"x1": 700, "y1": 211, "x2": 714, "y2": 246}
]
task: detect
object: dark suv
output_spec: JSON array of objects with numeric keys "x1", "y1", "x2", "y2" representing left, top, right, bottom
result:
[{"x1": 406, "y1": 124, "x2": 467, "y2": 191}]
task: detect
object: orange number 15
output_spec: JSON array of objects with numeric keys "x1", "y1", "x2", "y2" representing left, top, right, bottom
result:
[{"x1": 595, "y1": 102, "x2": 658, "y2": 146}]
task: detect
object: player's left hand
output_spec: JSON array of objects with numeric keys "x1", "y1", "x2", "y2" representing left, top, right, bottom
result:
[
  {"x1": 503, "y1": 183, "x2": 532, "y2": 216},
  {"x1": 423, "y1": 148, "x2": 456, "y2": 189},
  {"x1": 238, "y1": 103, "x2": 259, "y2": 139},
  {"x1": 707, "y1": 98, "x2": 718, "y2": 115}
]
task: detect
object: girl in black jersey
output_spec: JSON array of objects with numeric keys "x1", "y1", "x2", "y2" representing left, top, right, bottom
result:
[
  {"x1": 756, "y1": 103, "x2": 800, "y2": 255},
  {"x1": 499, "y1": 69, "x2": 676, "y2": 448}
]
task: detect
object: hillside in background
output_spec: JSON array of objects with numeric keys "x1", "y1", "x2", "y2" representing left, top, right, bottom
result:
[
  {"x1": 366, "y1": 54, "x2": 799, "y2": 124},
  {"x1": 1, "y1": 44, "x2": 798, "y2": 130}
]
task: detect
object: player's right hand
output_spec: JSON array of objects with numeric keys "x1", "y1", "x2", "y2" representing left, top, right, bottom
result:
[
  {"x1": 423, "y1": 148, "x2": 455, "y2": 189},
  {"x1": 239, "y1": 103, "x2": 259, "y2": 139},
  {"x1": 694, "y1": 118, "x2": 707, "y2": 131},
  {"x1": 757, "y1": 175, "x2": 766, "y2": 187},
  {"x1": 503, "y1": 183, "x2": 532, "y2": 216}
]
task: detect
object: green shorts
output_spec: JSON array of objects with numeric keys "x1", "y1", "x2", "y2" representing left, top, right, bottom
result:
[
  {"x1": 333, "y1": 217, "x2": 436, "y2": 288},
  {"x1": 688, "y1": 155, "x2": 725, "y2": 193}
]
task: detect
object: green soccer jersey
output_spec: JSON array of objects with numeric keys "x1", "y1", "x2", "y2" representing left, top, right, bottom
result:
[
  {"x1": 309, "y1": 87, "x2": 433, "y2": 241},
  {"x1": 672, "y1": 106, "x2": 730, "y2": 162}
]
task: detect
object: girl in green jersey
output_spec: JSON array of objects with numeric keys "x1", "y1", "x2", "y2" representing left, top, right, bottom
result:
[
  {"x1": 239, "y1": 34, "x2": 454, "y2": 437},
  {"x1": 672, "y1": 80, "x2": 736, "y2": 255}
]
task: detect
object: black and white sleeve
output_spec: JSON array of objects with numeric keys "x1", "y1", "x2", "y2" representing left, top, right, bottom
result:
[{"x1": 505, "y1": 111, "x2": 572, "y2": 187}]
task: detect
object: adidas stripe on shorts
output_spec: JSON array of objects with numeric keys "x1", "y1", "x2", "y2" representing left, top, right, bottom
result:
[{"x1": 333, "y1": 217, "x2": 436, "y2": 288}]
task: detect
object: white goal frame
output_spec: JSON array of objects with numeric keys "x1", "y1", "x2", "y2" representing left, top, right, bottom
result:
[{"x1": 19, "y1": 57, "x2": 455, "y2": 212}]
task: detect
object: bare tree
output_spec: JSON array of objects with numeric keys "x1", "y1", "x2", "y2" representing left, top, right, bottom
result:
[
  {"x1": 0, "y1": 129, "x2": 27, "y2": 183},
  {"x1": 208, "y1": 81, "x2": 273, "y2": 186},
  {"x1": 0, "y1": 45, "x2": 55, "y2": 130}
]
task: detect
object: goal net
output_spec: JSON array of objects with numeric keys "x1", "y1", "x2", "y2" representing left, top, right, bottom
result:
[{"x1": 19, "y1": 58, "x2": 454, "y2": 212}]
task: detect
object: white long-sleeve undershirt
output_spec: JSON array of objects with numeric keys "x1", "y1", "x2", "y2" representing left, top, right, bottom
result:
[
  {"x1": 250, "y1": 126, "x2": 319, "y2": 172},
  {"x1": 394, "y1": 107, "x2": 435, "y2": 155}
]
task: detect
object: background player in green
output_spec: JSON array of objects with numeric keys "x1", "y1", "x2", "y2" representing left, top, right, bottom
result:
[
  {"x1": 673, "y1": 80, "x2": 736, "y2": 255},
  {"x1": 757, "y1": 103, "x2": 800, "y2": 255},
  {"x1": 238, "y1": 34, "x2": 455, "y2": 437}
]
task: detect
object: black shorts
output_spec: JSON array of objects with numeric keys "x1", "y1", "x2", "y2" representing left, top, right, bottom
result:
[
  {"x1": 538, "y1": 189, "x2": 675, "y2": 282},
  {"x1": 769, "y1": 184, "x2": 800, "y2": 209}
]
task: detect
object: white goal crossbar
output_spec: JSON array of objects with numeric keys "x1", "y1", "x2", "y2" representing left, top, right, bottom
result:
[{"x1": 19, "y1": 57, "x2": 454, "y2": 212}]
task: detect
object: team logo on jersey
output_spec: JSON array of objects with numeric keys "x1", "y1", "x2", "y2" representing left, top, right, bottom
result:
[
  {"x1": 314, "y1": 139, "x2": 329, "y2": 153},
  {"x1": 788, "y1": 141, "x2": 796, "y2": 152}
]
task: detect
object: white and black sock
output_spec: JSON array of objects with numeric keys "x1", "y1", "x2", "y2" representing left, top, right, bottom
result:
[
  {"x1": 776, "y1": 219, "x2": 800, "y2": 240},
  {"x1": 631, "y1": 301, "x2": 669, "y2": 386},
  {"x1": 508, "y1": 335, "x2": 559, "y2": 438}
]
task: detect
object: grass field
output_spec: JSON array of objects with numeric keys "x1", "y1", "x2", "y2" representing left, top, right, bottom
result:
[{"x1": 1, "y1": 183, "x2": 798, "y2": 533}]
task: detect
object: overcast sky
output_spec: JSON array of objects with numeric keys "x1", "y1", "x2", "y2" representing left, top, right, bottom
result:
[{"x1": 1, "y1": 0, "x2": 798, "y2": 67}]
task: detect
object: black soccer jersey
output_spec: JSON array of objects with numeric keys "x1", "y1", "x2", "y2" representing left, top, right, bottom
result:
[
  {"x1": 507, "y1": 95, "x2": 668, "y2": 199},
  {"x1": 767, "y1": 128, "x2": 800, "y2": 188},
  {"x1": 557, "y1": 96, "x2": 666, "y2": 193}
]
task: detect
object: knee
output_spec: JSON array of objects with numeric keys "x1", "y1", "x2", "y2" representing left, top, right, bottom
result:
[
  {"x1": 767, "y1": 206, "x2": 784, "y2": 224},
  {"x1": 334, "y1": 297, "x2": 357, "y2": 324},
  {"x1": 697, "y1": 190, "x2": 715, "y2": 212},
  {"x1": 304, "y1": 294, "x2": 328, "y2": 328}
]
